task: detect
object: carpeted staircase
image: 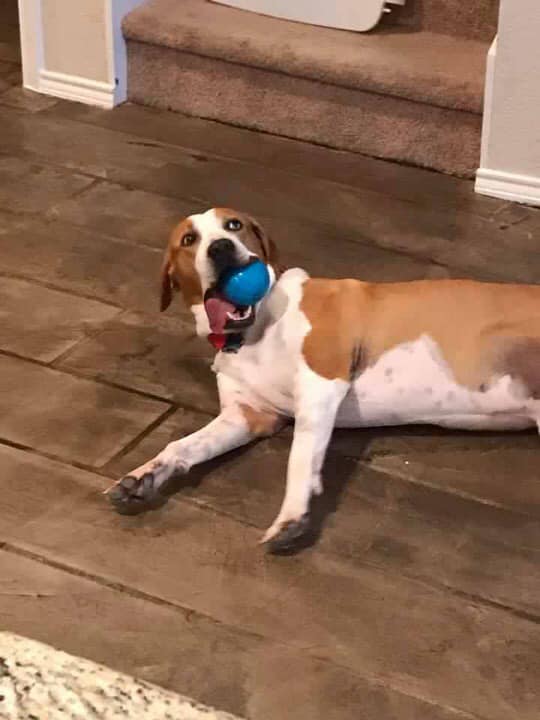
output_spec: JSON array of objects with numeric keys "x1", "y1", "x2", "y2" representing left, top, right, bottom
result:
[{"x1": 123, "y1": 0, "x2": 499, "y2": 177}]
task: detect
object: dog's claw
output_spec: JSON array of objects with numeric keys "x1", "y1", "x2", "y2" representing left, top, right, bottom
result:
[
  {"x1": 108, "y1": 472, "x2": 160, "y2": 515},
  {"x1": 263, "y1": 515, "x2": 311, "y2": 554}
]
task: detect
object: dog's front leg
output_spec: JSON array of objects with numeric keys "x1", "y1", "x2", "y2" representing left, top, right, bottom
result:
[
  {"x1": 108, "y1": 404, "x2": 256, "y2": 513},
  {"x1": 262, "y1": 366, "x2": 350, "y2": 553}
]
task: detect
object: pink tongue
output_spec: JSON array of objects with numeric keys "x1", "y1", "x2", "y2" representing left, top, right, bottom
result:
[{"x1": 204, "y1": 296, "x2": 236, "y2": 334}]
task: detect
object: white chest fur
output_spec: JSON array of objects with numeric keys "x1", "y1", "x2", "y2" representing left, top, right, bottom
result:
[{"x1": 213, "y1": 269, "x2": 309, "y2": 415}]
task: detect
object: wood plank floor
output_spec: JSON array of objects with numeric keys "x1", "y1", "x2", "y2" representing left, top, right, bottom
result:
[{"x1": 1, "y1": 5, "x2": 539, "y2": 718}]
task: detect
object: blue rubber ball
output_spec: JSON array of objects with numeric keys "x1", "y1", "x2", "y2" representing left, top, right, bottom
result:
[{"x1": 220, "y1": 259, "x2": 271, "y2": 307}]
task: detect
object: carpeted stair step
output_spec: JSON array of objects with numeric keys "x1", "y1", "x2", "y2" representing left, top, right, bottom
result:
[{"x1": 123, "y1": 0, "x2": 493, "y2": 176}]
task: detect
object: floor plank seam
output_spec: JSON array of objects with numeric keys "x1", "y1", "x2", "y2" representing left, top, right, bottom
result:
[
  {"x1": 18, "y1": 192, "x2": 460, "y2": 273},
  {"x1": 172, "y1": 493, "x2": 262, "y2": 531},
  {"x1": 0, "y1": 347, "x2": 175, "y2": 405},
  {"x1": 0, "y1": 542, "x2": 489, "y2": 720},
  {"x1": 0, "y1": 198, "x2": 165, "y2": 255},
  {"x1": 62, "y1": 176, "x2": 102, "y2": 203},
  {"x1": 0, "y1": 345, "x2": 535, "y2": 536},
  {"x1": 0, "y1": 122, "x2": 516, "y2": 282},
  {"x1": 360, "y1": 238, "x2": 500, "y2": 282},
  {"x1": 46, "y1": 308, "x2": 127, "y2": 368},
  {"x1": 0, "y1": 341, "x2": 217, "y2": 419},
  {"x1": 0, "y1": 270, "x2": 124, "y2": 309},
  {"x1": 0, "y1": 108, "x2": 507, "y2": 277},
  {"x1": 324, "y1": 451, "x2": 540, "y2": 530},
  {"x1": 0, "y1": 146, "x2": 103, "y2": 184},
  {"x1": 44, "y1": 96, "x2": 477, "y2": 181},
  {"x1": 366, "y1": 457, "x2": 540, "y2": 521},
  {"x1": 44, "y1": 102, "x2": 461, "y2": 200},
  {"x1": 0, "y1": 435, "x2": 259, "y2": 533},
  {"x1": 0, "y1": 436, "x2": 118, "y2": 478},
  {"x1": 3, "y1": 429, "x2": 538, "y2": 626},
  {"x1": 3, "y1": 430, "x2": 539, "y2": 633},
  {"x1": 0, "y1": 541, "x2": 267, "y2": 641},
  {"x1": 101, "y1": 402, "x2": 180, "y2": 470},
  {"x1": 355, "y1": 556, "x2": 540, "y2": 624},
  {"x1": 344, "y1": 469, "x2": 540, "y2": 556},
  {"x1": 317, "y1": 542, "x2": 540, "y2": 624},
  {"x1": 0, "y1": 161, "x2": 101, "y2": 219}
]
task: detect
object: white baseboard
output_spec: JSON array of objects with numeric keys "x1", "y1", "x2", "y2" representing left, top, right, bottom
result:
[
  {"x1": 475, "y1": 168, "x2": 540, "y2": 207},
  {"x1": 39, "y1": 69, "x2": 116, "y2": 109}
]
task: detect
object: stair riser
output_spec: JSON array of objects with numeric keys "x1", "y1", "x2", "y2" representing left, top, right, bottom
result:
[
  {"x1": 389, "y1": 0, "x2": 499, "y2": 41},
  {"x1": 127, "y1": 41, "x2": 481, "y2": 177}
]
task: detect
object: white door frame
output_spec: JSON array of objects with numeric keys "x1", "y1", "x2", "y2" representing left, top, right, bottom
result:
[
  {"x1": 17, "y1": 0, "x2": 44, "y2": 91},
  {"x1": 17, "y1": 0, "x2": 144, "y2": 108},
  {"x1": 475, "y1": 0, "x2": 540, "y2": 205}
]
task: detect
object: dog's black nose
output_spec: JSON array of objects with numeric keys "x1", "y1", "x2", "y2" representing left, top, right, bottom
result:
[{"x1": 208, "y1": 238, "x2": 236, "y2": 272}]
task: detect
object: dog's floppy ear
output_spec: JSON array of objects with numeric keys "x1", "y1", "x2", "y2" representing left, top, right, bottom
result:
[
  {"x1": 249, "y1": 218, "x2": 284, "y2": 274},
  {"x1": 160, "y1": 257, "x2": 174, "y2": 312}
]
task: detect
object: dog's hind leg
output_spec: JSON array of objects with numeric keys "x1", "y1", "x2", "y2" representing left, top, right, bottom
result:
[{"x1": 262, "y1": 364, "x2": 349, "y2": 553}]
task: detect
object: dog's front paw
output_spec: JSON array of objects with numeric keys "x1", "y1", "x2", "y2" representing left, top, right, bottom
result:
[
  {"x1": 107, "y1": 471, "x2": 164, "y2": 515},
  {"x1": 261, "y1": 514, "x2": 311, "y2": 554},
  {"x1": 107, "y1": 461, "x2": 179, "y2": 515},
  {"x1": 107, "y1": 456, "x2": 190, "y2": 514}
]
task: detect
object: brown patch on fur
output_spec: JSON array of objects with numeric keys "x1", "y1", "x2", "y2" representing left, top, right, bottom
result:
[
  {"x1": 214, "y1": 208, "x2": 284, "y2": 278},
  {"x1": 301, "y1": 279, "x2": 371, "y2": 380},
  {"x1": 160, "y1": 218, "x2": 203, "y2": 311},
  {"x1": 240, "y1": 404, "x2": 286, "y2": 437},
  {"x1": 301, "y1": 278, "x2": 540, "y2": 385},
  {"x1": 497, "y1": 338, "x2": 540, "y2": 398},
  {"x1": 160, "y1": 255, "x2": 174, "y2": 312}
]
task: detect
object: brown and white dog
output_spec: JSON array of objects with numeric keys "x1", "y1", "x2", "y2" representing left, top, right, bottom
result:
[{"x1": 109, "y1": 208, "x2": 540, "y2": 552}]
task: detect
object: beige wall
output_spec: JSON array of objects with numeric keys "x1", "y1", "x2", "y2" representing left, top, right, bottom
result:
[
  {"x1": 481, "y1": 0, "x2": 540, "y2": 177},
  {"x1": 42, "y1": 0, "x2": 109, "y2": 82}
]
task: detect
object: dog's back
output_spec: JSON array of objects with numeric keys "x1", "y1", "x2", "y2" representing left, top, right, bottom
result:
[{"x1": 301, "y1": 277, "x2": 540, "y2": 397}]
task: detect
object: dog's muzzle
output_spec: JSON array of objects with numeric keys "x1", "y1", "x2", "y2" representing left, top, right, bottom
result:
[
  {"x1": 207, "y1": 238, "x2": 237, "y2": 276},
  {"x1": 205, "y1": 239, "x2": 257, "y2": 335}
]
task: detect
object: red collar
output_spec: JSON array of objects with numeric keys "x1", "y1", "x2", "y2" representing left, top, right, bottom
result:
[{"x1": 207, "y1": 333, "x2": 244, "y2": 353}]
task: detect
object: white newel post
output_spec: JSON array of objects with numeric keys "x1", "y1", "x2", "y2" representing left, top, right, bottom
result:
[
  {"x1": 476, "y1": 0, "x2": 540, "y2": 205},
  {"x1": 17, "y1": 0, "x2": 144, "y2": 108}
]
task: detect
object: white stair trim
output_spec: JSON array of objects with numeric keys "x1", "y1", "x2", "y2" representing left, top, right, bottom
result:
[
  {"x1": 18, "y1": 0, "x2": 145, "y2": 108},
  {"x1": 17, "y1": 0, "x2": 44, "y2": 91},
  {"x1": 39, "y1": 69, "x2": 116, "y2": 108},
  {"x1": 210, "y1": 0, "x2": 405, "y2": 32},
  {"x1": 475, "y1": 168, "x2": 540, "y2": 207}
]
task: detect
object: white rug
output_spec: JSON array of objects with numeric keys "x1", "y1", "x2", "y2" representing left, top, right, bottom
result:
[{"x1": 0, "y1": 633, "x2": 242, "y2": 720}]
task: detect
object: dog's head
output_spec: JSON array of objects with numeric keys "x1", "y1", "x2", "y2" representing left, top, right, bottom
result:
[{"x1": 160, "y1": 208, "x2": 281, "y2": 338}]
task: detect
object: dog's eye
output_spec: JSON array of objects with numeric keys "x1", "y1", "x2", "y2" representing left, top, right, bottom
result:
[
  {"x1": 225, "y1": 218, "x2": 243, "y2": 232},
  {"x1": 181, "y1": 233, "x2": 197, "y2": 247}
]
